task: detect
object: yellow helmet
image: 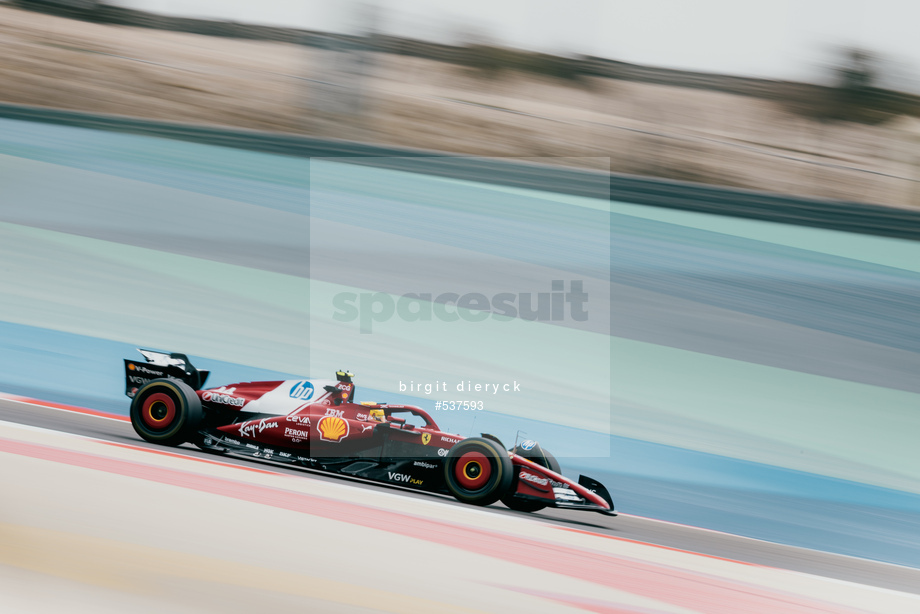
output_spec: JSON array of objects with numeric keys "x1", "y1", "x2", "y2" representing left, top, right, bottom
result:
[{"x1": 369, "y1": 409, "x2": 385, "y2": 422}]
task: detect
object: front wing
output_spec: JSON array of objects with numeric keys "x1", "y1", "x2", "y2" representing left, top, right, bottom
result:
[{"x1": 508, "y1": 454, "x2": 617, "y2": 515}]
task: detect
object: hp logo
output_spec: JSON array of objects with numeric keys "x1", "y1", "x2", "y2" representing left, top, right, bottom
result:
[{"x1": 289, "y1": 381, "x2": 315, "y2": 400}]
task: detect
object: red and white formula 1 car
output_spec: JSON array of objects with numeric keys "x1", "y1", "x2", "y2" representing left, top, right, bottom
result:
[{"x1": 124, "y1": 349, "x2": 615, "y2": 515}]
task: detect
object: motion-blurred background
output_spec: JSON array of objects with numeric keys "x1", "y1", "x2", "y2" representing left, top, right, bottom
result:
[
  {"x1": 4, "y1": 0, "x2": 920, "y2": 207},
  {"x1": 2, "y1": 0, "x2": 920, "y2": 570}
]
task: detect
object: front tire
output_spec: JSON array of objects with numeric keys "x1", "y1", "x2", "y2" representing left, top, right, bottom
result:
[
  {"x1": 130, "y1": 379, "x2": 202, "y2": 446},
  {"x1": 444, "y1": 437, "x2": 513, "y2": 506}
]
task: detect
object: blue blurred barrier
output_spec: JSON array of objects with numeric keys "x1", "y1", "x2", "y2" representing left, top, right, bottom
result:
[{"x1": 1, "y1": 102, "x2": 918, "y2": 240}]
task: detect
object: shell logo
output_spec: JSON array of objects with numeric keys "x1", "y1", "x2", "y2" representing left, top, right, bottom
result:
[{"x1": 317, "y1": 416, "x2": 349, "y2": 442}]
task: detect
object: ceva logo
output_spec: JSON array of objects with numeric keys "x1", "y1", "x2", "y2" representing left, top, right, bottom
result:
[{"x1": 289, "y1": 381, "x2": 314, "y2": 400}]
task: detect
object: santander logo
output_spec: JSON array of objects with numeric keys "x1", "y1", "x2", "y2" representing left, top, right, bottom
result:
[{"x1": 519, "y1": 471, "x2": 549, "y2": 487}]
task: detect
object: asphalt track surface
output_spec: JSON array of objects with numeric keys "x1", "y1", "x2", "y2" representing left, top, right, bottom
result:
[{"x1": 3, "y1": 397, "x2": 918, "y2": 596}]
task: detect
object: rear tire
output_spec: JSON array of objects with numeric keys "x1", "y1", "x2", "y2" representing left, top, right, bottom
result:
[
  {"x1": 130, "y1": 379, "x2": 202, "y2": 446},
  {"x1": 501, "y1": 443, "x2": 561, "y2": 513},
  {"x1": 444, "y1": 437, "x2": 513, "y2": 506}
]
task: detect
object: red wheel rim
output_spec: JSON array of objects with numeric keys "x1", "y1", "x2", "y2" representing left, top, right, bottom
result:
[
  {"x1": 454, "y1": 450, "x2": 492, "y2": 490},
  {"x1": 141, "y1": 392, "x2": 177, "y2": 430}
]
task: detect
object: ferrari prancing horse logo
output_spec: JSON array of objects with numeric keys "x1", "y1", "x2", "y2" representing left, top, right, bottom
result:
[{"x1": 421, "y1": 433, "x2": 431, "y2": 445}]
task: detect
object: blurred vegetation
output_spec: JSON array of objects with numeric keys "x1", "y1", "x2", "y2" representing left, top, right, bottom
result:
[
  {"x1": 455, "y1": 44, "x2": 589, "y2": 82},
  {"x1": 10, "y1": 2, "x2": 920, "y2": 122},
  {"x1": 783, "y1": 47, "x2": 920, "y2": 125}
]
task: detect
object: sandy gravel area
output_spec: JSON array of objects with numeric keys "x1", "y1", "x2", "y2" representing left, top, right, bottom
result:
[{"x1": 2, "y1": 5, "x2": 919, "y2": 208}]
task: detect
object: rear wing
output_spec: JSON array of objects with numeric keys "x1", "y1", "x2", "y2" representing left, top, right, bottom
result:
[{"x1": 124, "y1": 349, "x2": 209, "y2": 398}]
